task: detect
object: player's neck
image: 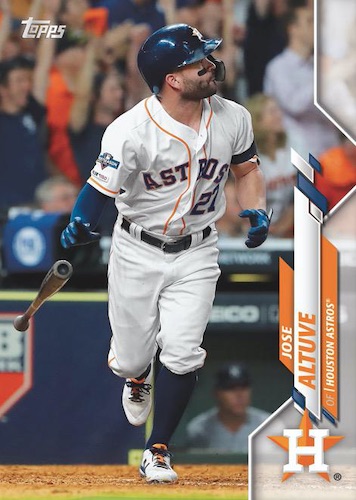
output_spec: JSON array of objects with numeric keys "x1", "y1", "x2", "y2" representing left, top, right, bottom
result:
[{"x1": 158, "y1": 96, "x2": 203, "y2": 133}]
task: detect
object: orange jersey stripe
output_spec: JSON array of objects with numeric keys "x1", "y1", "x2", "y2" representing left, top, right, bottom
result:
[
  {"x1": 144, "y1": 97, "x2": 192, "y2": 235},
  {"x1": 179, "y1": 218, "x2": 186, "y2": 235},
  {"x1": 205, "y1": 98, "x2": 213, "y2": 129},
  {"x1": 89, "y1": 176, "x2": 120, "y2": 195}
]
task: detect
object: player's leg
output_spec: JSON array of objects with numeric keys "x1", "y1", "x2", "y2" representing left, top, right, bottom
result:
[
  {"x1": 140, "y1": 235, "x2": 220, "y2": 482},
  {"x1": 107, "y1": 226, "x2": 164, "y2": 425}
]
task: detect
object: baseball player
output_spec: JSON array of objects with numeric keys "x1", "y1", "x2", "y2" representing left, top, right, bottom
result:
[{"x1": 61, "y1": 24, "x2": 270, "y2": 483}]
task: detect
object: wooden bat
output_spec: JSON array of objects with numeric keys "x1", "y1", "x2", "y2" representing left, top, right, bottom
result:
[{"x1": 13, "y1": 260, "x2": 73, "y2": 332}]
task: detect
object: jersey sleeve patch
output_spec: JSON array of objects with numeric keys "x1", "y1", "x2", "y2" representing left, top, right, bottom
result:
[
  {"x1": 231, "y1": 140, "x2": 257, "y2": 165},
  {"x1": 96, "y1": 152, "x2": 120, "y2": 169},
  {"x1": 91, "y1": 168, "x2": 109, "y2": 183}
]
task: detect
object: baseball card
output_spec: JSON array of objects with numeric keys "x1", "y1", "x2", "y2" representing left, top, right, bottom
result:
[{"x1": 0, "y1": 0, "x2": 355, "y2": 500}]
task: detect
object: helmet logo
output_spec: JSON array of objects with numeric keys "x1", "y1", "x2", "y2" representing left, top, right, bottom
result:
[{"x1": 191, "y1": 27, "x2": 203, "y2": 40}]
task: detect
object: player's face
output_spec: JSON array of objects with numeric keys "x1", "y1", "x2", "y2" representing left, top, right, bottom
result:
[
  {"x1": 216, "y1": 386, "x2": 251, "y2": 418},
  {"x1": 177, "y1": 58, "x2": 218, "y2": 100}
]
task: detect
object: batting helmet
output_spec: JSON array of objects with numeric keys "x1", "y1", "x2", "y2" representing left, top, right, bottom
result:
[{"x1": 137, "y1": 24, "x2": 224, "y2": 94}]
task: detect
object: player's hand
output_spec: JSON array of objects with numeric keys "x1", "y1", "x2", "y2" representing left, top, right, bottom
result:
[
  {"x1": 60, "y1": 217, "x2": 101, "y2": 248},
  {"x1": 239, "y1": 209, "x2": 272, "y2": 248}
]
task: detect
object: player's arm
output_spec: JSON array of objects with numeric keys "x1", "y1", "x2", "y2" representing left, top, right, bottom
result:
[
  {"x1": 230, "y1": 159, "x2": 271, "y2": 248},
  {"x1": 230, "y1": 158, "x2": 266, "y2": 211},
  {"x1": 60, "y1": 183, "x2": 110, "y2": 248}
]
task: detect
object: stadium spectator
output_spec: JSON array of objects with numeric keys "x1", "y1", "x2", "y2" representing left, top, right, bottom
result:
[
  {"x1": 174, "y1": 0, "x2": 205, "y2": 28},
  {"x1": 57, "y1": 0, "x2": 108, "y2": 37},
  {"x1": 185, "y1": 362, "x2": 270, "y2": 453},
  {"x1": 123, "y1": 22, "x2": 152, "y2": 108},
  {"x1": 97, "y1": 0, "x2": 166, "y2": 32},
  {"x1": 245, "y1": 93, "x2": 296, "y2": 237},
  {"x1": 0, "y1": 0, "x2": 12, "y2": 61},
  {"x1": 33, "y1": 175, "x2": 102, "y2": 270},
  {"x1": 34, "y1": 176, "x2": 79, "y2": 213},
  {"x1": 316, "y1": 136, "x2": 356, "y2": 211},
  {"x1": 263, "y1": 1, "x2": 339, "y2": 158},
  {"x1": 69, "y1": 55, "x2": 125, "y2": 181},
  {"x1": 45, "y1": 0, "x2": 110, "y2": 186},
  {"x1": 46, "y1": 33, "x2": 89, "y2": 186},
  {"x1": 319, "y1": 19, "x2": 356, "y2": 140},
  {"x1": 243, "y1": 0, "x2": 287, "y2": 96},
  {"x1": 6, "y1": 0, "x2": 32, "y2": 20},
  {"x1": 68, "y1": 52, "x2": 125, "y2": 234},
  {"x1": 323, "y1": 192, "x2": 356, "y2": 240},
  {"x1": 0, "y1": 32, "x2": 22, "y2": 61},
  {"x1": 98, "y1": 21, "x2": 133, "y2": 72},
  {"x1": 199, "y1": 0, "x2": 223, "y2": 39},
  {"x1": 0, "y1": 1, "x2": 56, "y2": 213}
]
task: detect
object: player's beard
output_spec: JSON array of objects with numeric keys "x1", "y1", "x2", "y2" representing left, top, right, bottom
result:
[{"x1": 180, "y1": 75, "x2": 217, "y2": 101}]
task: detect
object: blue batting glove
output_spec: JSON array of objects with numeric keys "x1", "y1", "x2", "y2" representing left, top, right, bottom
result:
[
  {"x1": 239, "y1": 209, "x2": 272, "y2": 248},
  {"x1": 60, "y1": 217, "x2": 101, "y2": 249}
]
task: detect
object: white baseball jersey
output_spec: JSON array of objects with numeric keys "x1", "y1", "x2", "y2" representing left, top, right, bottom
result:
[{"x1": 88, "y1": 94, "x2": 255, "y2": 238}]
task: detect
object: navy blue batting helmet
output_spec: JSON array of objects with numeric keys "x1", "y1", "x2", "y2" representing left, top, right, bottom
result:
[{"x1": 137, "y1": 24, "x2": 223, "y2": 94}]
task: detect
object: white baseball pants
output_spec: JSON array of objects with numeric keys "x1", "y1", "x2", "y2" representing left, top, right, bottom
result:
[{"x1": 107, "y1": 223, "x2": 220, "y2": 378}]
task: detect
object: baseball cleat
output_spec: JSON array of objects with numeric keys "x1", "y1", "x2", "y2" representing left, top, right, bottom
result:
[
  {"x1": 140, "y1": 444, "x2": 178, "y2": 483},
  {"x1": 122, "y1": 364, "x2": 153, "y2": 426}
]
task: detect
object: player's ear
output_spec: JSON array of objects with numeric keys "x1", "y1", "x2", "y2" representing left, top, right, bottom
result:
[{"x1": 165, "y1": 72, "x2": 181, "y2": 91}]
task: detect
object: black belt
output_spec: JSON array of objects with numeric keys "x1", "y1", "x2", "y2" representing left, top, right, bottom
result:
[{"x1": 121, "y1": 218, "x2": 211, "y2": 253}]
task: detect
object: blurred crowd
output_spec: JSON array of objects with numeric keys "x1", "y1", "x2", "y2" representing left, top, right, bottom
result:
[
  {"x1": 0, "y1": 0, "x2": 354, "y2": 239},
  {"x1": 318, "y1": 0, "x2": 356, "y2": 141}
]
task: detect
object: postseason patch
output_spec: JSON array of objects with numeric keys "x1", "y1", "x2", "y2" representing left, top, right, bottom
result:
[
  {"x1": 97, "y1": 152, "x2": 120, "y2": 170},
  {"x1": 91, "y1": 169, "x2": 109, "y2": 183}
]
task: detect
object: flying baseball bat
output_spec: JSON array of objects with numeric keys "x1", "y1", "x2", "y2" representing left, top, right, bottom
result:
[{"x1": 13, "y1": 260, "x2": 73, "y2": 332}]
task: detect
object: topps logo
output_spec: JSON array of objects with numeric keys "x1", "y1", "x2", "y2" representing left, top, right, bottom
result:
[{"x1": 21, "y1": 17, "x2": 66, "y2": 39}]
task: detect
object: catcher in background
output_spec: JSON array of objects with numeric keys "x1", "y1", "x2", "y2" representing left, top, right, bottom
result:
[{"x1": 60, "y1": 23, "x2": 270, "y2": 483}]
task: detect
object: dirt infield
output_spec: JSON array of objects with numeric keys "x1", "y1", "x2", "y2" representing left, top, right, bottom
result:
[{"x1": 0, "y1": 464, "x2": 248, "y2": 500}]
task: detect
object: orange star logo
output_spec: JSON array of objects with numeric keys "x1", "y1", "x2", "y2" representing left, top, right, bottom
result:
[{"x1": 268, "y1": 411, "x2": 344, "y2": 482}]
